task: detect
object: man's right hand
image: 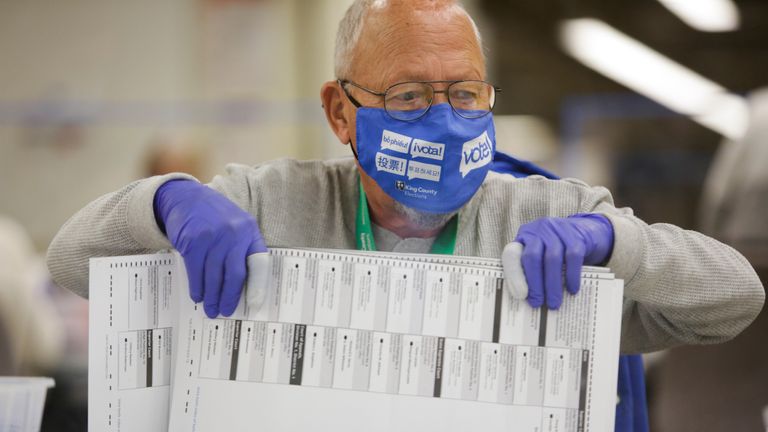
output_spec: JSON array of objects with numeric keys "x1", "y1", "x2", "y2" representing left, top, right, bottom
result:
[{"x1": 154, "y1": 180, "x2": 268, "y2": 318}]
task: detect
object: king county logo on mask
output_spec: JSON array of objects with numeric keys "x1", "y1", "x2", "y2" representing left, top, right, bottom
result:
[{"x1": 459, "y1": 131, "x2": 493, "y2": 177}]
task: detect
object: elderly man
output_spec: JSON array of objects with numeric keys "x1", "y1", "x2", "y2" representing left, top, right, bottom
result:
[{"x1": 49, "y1": 0, "x2": 762, "y2": 412}]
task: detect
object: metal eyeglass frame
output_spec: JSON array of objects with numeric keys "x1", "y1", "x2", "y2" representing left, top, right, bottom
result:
[{"x1": 337, "y1": 79, "x2": 501, "y2": 121}]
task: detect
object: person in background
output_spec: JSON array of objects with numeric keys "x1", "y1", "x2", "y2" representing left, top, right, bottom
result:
[
  {"x1": 0, "y1": 216, "x2": 63, "y2": 375},
  {"x1": 143, "y1": 135, "x2": 209, "y2": 180},
  {"x1": 649, "y1": 88, "x2": 768, "y2": 432}
]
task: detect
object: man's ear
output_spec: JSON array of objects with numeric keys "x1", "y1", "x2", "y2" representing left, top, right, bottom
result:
[{"x1": 321, "y1": 81, "x2": 352, "y2": 145}]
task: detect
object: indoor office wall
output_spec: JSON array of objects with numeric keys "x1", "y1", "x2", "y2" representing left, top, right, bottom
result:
[
  {"x1": 0, "y1": 0, "x2": 352, "y2": 251},
  {"x1": 0, "y1": 0, "x2": 200, "y2": 250}
]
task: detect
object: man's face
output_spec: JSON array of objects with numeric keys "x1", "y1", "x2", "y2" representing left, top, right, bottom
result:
[
  {"x1": 321, "y1": 1, "x2": 487, "y2": 235},
  {"x1": 343, "y1": 2, "x2": 487, "y2": 149}
]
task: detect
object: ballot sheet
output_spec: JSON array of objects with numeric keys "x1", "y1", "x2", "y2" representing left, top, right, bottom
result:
[
  {"x1": 89, "y1": 248, "x2": 623, "y2": 432},
  {"x1": 89, "y1": 253, "x2": 183, "y2": 432}
]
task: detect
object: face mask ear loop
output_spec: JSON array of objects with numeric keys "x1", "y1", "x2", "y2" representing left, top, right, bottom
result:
[{"x1": 339, "y1": 80, "x2": 361, "y2": 161}]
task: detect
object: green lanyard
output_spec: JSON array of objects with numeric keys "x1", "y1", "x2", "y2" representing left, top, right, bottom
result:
[{"x1": 355, "y1": 179, "x2": 458, "y2": 255}]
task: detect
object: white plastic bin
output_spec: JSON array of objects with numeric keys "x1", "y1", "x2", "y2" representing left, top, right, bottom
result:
[{"x1": 0, "y1": 377, "x2": 55, "y2": 432}]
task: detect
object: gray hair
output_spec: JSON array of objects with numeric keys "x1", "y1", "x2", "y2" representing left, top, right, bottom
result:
[{"x1": 334, "y1": 0, "x2": 483, "y2": 79}]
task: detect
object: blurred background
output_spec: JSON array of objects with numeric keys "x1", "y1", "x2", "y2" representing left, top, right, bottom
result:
[{"x1": 0, "y1": 0, "x2": 765, "y2": 431}]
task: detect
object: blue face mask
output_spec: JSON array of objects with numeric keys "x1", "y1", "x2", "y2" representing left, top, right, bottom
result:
[{"x1": 354, "y1": 103, "x2": 496, "y2": 214}]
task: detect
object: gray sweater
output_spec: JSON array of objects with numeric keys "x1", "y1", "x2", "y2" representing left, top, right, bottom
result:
[{"x1": 46, "y1": 158, "x2": 765, "y2": 354}]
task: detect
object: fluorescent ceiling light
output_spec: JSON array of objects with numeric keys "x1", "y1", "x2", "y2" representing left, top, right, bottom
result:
[
  {"x1": 657, "y1": 0, "x2": 740, "y2": 32},
  {"x1": 560, "y1": 18, "x2": 749, "y2": 140}
]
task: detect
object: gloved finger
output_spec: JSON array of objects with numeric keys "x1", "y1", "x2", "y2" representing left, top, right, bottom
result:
[
  {"x1": 203, "y1": 237, "x2": 231, "y2": 318},
  {"x1": 564, "y1": 243, "x2": 585, "y2": 295},
  {"x1": 518, "y1": 234, "x2": 545, "y2": 308},
  {"x1": 246, "y1": 224, "x2": 269, "y2": 255},
  {"x1": 178, "y1": 232, "x2": 214, "y2": 304},
  {"x1": 541, "y1": 226, "x2": 565, "y2": 310},
  {"x1": 219, "y1": 238, "x2": 251, "y2": 317},
  {"x1": 245, "y1": 252, "x2": 272, "y2": 314},
  {"x1": 181, "y1": 250, "x2": 206, "y2": 303},
  {"x1": 501, "y1": 242, "x2": 528, "y2": 300},
  {"x1": 241, "y1": 218, "x2": 270, "y2": 314}
]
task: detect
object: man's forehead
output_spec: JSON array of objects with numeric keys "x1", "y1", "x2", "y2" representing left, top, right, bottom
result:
[
  {"x1": 350, "y1": 2, "x2": 485, "y2": 85},
  {"x1": 384, "y1": 65, "x2": 484, "y2": 85},
  {"x1": 353, "y1": 48, "x2": 484, "y2": 89}
]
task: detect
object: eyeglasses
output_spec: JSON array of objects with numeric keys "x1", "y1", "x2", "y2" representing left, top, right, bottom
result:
[{"x1": 338, "y1": 79, "x2": 501, "y2": 121}]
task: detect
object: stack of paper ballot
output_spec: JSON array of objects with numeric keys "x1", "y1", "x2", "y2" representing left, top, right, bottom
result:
[{"x1": 88, "y1": 248, "x2": 623, "y2": 432}]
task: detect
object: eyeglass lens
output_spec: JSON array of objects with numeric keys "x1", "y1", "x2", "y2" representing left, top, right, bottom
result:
[{"x1": 384, "y1": 81, "x2": 495, "y2": 120}]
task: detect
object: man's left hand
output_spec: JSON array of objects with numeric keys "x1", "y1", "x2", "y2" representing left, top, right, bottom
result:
[{"x1": 501, "y1": 214, "x2": 614, "y2": 309}]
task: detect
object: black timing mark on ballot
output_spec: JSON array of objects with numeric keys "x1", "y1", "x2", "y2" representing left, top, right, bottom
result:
[
  {"x1": 229, "y1": 321, "x2": 242, "y2": 381},
  {"x1": 492, "y1": 279, "x2": 503, "y2": 343},
  {"x1": 538, "y1": 307, "x2": 548, "y2": 347},
  {"x1": 578, "y1": 349, "x2": 589, "y2": 411},
  {"x1": 576, "y1": 349, "x2": 590, "y2": 432},
  {"x1": 290, "y1": 324, "x2": 306, "y2": 385},
  {"x1": 147, "y1": 329, "x2": 153, "y2": 387},
  {"x1": 433, "y1": 337, "x2": 445, "y2": 397}
]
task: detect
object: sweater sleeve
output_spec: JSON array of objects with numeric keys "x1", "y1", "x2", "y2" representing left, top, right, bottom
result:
[
  {"x1": 46, "y1": 173, "x2": 196, "y2": 298},
  {"x1": 46, "y1": 158, "x2": 357, "y2": 299},
  {"x1": 580, "y1": 186, "x2": 766, "y2": 353}
]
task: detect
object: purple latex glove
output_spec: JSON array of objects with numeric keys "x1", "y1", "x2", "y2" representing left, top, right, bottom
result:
[
  {"x1": 502, "y1": 214, "x2": 614, "y2": 309},
  {"x1": 154, "y1": 180, "x2": 267, "y2": 318}
]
